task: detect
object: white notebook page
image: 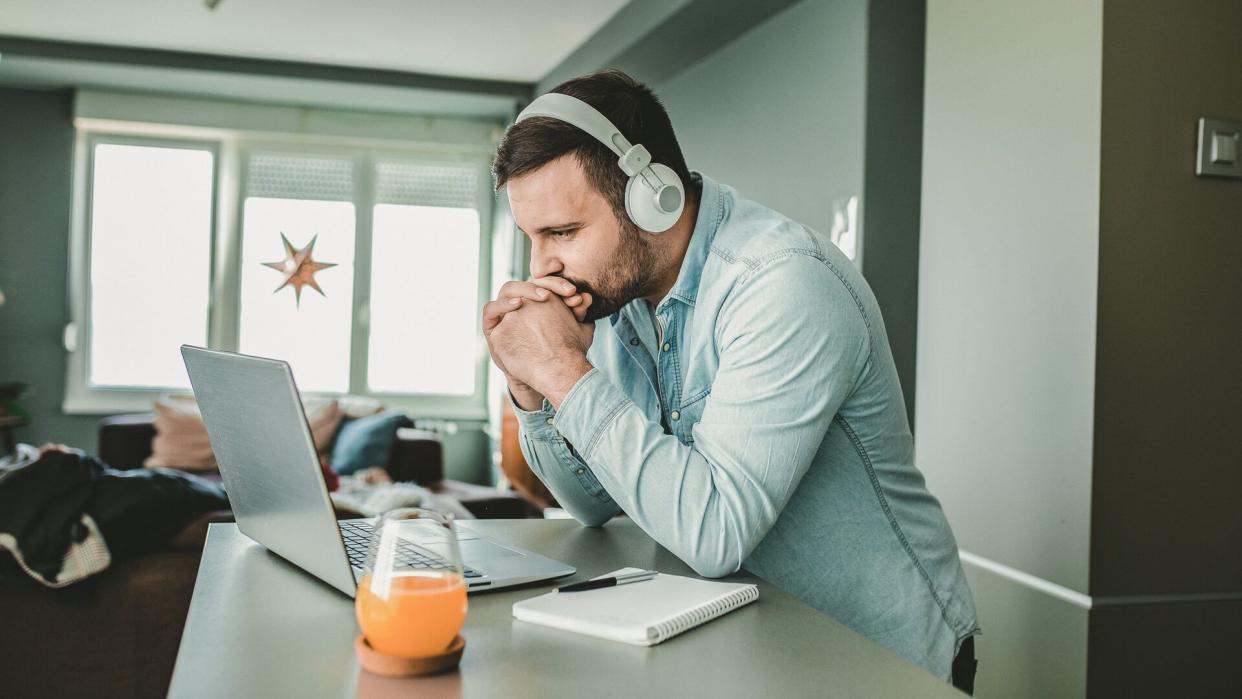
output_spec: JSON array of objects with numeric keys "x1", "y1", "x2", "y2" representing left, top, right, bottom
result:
[{"x1": 512, "y1": 567, "x2": 759, "y2": 646}]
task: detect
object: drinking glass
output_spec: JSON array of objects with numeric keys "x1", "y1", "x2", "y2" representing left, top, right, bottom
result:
[{"x1": 355, "y1": 508, "x2": 468, "y2": 658}]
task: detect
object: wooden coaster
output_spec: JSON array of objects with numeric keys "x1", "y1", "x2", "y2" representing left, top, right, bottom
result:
[{"x1": 355, "y1": 634, "x2": 465, "y2": 678}]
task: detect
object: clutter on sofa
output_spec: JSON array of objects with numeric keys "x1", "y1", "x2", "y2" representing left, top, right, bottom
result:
[
  {"x1": 329, "y1": 466, "x2": 474, "y2": 520},
  {"x1": 0, "y1": 443, "x2": 228, "y2": 587}
]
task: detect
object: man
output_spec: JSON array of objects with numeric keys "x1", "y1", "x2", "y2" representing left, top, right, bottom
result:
[{"x1": 484, "y1": 70, "x2": 978, "y2": 691}]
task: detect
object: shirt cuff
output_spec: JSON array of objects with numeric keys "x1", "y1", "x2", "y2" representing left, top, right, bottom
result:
[
  {"x1": 509, "y1": 388, "x2": 561, "y2": 440},
  {"x1": 552, "y1": 368, "x2": 633, "y2": 460}
]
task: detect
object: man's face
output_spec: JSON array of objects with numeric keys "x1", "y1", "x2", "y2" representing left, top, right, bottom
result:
[{"x1": 507, "y1": 154, "x2": 658, "y2": 322}]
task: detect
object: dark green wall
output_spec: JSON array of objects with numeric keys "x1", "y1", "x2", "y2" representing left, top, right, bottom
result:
[
  {"x1": 860, "y1": 0, "x2": 926, "y2": 425},
  {"x1": 1093, "y1": 0, "x2": 1242, "y2": 599},
  {"x1": 0, "y1": 86, "x2": 99, "y2": 451},
  {"x1": 1089, "y1": 2, "x2": 1242, "y2": 693}
]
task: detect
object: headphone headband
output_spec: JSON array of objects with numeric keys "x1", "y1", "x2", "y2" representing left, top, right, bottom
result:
[
  {"x1": 514, "y1": 92, "x2": 686, "y2": 233},
  {"x1": 518, "y1": 93, "x2": 633, "y2": 159}
]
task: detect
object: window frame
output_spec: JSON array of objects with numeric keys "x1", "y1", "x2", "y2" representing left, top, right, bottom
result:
[
  {"x1": 65, "y1": 127, "x2": 496, "y2": 420},
  {"x1": 64, "y1": 131, "x2": 223, "y2": 413}
]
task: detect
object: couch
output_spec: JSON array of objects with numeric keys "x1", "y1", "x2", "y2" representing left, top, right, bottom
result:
[
  {"x1": 0, "y1": 413, "x2": 532, "y2": 699},
  {"x1": 96, "y1": 412, "x2": 532, "y2": 519}
]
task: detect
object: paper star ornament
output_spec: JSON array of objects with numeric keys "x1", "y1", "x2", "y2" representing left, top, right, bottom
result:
[{"x1": 262, "y1": 233, "x2": 337, "y2": 306}]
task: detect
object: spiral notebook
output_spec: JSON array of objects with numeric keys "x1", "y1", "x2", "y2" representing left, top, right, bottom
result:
[{"x1": 512, "y1": 567, "x2": 759, "y2": 646}]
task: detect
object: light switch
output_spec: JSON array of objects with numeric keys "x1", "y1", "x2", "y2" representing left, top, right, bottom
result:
[
  {"x1": 1196, "y1": 118, "x2": 1242, "y2": 178},
  {"x1": 1211, "y1": 131, "x2": 1238, "y2": 165}
]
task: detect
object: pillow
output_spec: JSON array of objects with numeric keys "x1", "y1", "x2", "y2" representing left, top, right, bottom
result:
[
  {"x1": 144, "y1": 396, "x2": 342, "y2": 471},
  {"x1": 337, "y1": 395, "x2": 385, "y2": 419},
  {"x1": 330, "y1": 410, "x2": 412, "y2": 476},
  {"x1": 303, "y1": 398, "x2": 345, "y2": 453},
  {"x1": 144, "y1": 397, "x2": 216, "y2": 471}
]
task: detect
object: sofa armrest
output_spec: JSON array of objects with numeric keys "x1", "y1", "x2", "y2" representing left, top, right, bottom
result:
[
  {"x1": 98, "y1": 413, "x2": 157, "y2": 470},
  {"x1": 386, "y1": 427, "x2": 444, "y2": 485}
]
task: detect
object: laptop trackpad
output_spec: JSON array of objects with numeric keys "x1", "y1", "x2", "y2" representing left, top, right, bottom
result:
[{"x1": 421, "y1": 539, "x2": 525, "y2": 561}]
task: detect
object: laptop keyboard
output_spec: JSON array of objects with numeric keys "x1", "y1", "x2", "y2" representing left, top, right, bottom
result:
[{"x1": 338, "y1": 519, "x2": 484, "y2": 580}]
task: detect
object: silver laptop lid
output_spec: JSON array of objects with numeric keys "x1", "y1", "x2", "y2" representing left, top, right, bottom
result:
[{"x1": 181, "y1": 345, "x2": 357, "y2": 597}]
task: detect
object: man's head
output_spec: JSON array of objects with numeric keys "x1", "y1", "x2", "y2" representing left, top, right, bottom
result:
[{"x1": 492, "y1": 70, "x2": 693, "y2": 321}]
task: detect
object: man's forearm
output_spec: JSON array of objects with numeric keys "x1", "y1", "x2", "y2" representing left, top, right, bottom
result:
[
  {"x1": 508, "y1": 384, "x2": 623, "y2": 527},
  {"x1": 533, "y1": 355, "x2": 594, "y2": 410}
]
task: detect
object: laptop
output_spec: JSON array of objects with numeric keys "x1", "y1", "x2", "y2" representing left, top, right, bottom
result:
[{"x1": 180, "y1": 345, "x2": 575, "y2": 598}]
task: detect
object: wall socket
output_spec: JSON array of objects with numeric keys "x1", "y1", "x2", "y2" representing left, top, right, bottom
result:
[{"x1": 1196, "y1": 117, "x2": 1241, "y2": 179}]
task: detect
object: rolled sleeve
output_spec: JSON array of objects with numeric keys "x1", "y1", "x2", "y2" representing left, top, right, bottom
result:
[
  {"x1": 551, "y1": 368, "x2": 633, "y2": 459},
  {"x1": 509, "y1": 383, "x2": 621, "y2": 527},
  {"x1": 509, "y1": 391, "x2": 561, "y2": 440}
]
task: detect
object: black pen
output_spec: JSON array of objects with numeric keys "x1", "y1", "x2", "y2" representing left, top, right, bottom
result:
[{"x1": 556, "y1": 570, "x2": 658, "y2": 593}]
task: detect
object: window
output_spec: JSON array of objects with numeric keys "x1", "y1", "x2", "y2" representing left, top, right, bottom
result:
[
  {"x1": 66, "y1": 128, "x2": 495, "y2": 419},
  {"x1": 85, "y1": 137, "x2": 216, "y2": 390},
  {"x1": 238, "y1": 154, "x2": 358, "y2": 394},
  {"x1": 367, "y1": 162, "x2": 482, "y2": 397}
]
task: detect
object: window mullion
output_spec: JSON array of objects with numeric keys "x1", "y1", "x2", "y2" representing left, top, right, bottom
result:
[
  {"x1": 473, "y1": 160, "x2": 496, "y2": 415},
  {"x1": 211, "y1": 138, "x2": 243, "y2": 352},
  {"x1": 349, "y1": 153, "x2": 377, "y2": 397}
]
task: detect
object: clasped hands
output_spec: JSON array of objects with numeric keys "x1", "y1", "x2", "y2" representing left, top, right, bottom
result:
[{"x1": 483, "y1": 277, "x2": 596, "y2": 411}]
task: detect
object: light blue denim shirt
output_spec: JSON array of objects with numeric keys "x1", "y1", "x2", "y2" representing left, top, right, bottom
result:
[{"x1": 512, "y1": 173, "x2": 978, "y2": 680}]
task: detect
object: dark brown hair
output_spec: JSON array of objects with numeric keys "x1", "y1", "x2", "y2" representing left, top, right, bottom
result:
[{"x1": 492, "y1": 69, "x2": 693, "y2": 224}]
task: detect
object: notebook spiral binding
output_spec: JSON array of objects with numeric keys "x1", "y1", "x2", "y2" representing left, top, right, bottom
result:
[{"x1": 648, "y1": 585, "x2": 759, "y2": 642}]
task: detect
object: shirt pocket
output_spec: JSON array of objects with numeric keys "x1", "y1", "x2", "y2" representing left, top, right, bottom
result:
[{"x1": 673, "y1": 386, "x2": 711, "y2": 445}]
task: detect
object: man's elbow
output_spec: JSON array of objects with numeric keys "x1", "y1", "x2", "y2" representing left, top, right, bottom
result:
[
  {"x1": 564, "y1": 503, "x2": 616, "y2": 528},
  {"x1": 684, "y1": 518, "x2": 757, "y2": 578},
  {"x1": 577, "y1": 512, "x2": 613, "y2": 528},
  {"x1": 685, "y1": 552, "x2": 742, "y2": 579}
]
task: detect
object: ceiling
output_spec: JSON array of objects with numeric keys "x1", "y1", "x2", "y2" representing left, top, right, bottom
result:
[{"x1": 0, "y1": 0, "x2": 631, "y2": 83}]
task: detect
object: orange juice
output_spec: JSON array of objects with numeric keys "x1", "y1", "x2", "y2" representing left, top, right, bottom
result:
[{"x1": 355, "y1": 571, "x2": 467, "y2": 658}]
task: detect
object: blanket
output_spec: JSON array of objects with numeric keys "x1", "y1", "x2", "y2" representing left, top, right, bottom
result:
[{"x1": 0, "y1": 444, "x2": 228, "y2": 587}]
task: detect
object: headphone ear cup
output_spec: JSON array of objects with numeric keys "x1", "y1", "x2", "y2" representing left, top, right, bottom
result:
[{"x1": 625, "y1": 163, "x2": 685, "y2": 233}]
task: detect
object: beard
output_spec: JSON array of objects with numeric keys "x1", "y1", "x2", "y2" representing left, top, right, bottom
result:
[{"x1": 561, "y1": 220, "x2": 663, "y2": 323}]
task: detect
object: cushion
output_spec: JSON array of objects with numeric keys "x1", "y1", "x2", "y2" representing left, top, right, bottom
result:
[
  {"x1": 144, "y1": 397, "x2": 216, "y2": 471},
  {"x1": 330, "y1": 410, "x2": 412, "y2": 476},
  {"x1": 144, "y1": 396, "x2": 342, "y2": 471},
  {"x1": 305, "y1": 399, "x2": 345, "y2": 453}
]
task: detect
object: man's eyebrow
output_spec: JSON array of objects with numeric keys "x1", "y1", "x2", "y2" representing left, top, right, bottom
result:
[{"x1": 521, "y1": 222, "x2": 584, "y2": 235}]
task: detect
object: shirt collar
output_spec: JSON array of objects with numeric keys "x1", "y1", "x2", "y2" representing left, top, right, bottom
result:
[
  {"x1": 660, "y1": 171, "x2": 720, "y2": 308},
  {"x1": 610, "y1": 172, "x2": 721, "y2": 327}
]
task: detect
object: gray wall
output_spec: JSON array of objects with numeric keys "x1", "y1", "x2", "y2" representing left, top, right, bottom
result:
[
  {"x1": 918, "y1": 0, "x2": 1101, "y2": 589},
  {"x1": 654, "y1": 0, "x2": 925, "y2": 422},
  {"x1": 656, "y1": 0, "x2": 868, "y2": 243},
  {"x1": 917, "y1": 0, "x2": 1103, "y2": 696},
  {"x1": 0, "y1": 86, "x2": 99, "y2": 450}
]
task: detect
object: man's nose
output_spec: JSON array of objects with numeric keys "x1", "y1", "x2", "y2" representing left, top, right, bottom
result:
[{"x1": 529, "y1": 240, "x2": 562, "y2": 279}]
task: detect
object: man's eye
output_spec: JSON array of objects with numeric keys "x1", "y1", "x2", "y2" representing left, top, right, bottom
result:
[{"x1": 549, "y1": 229, "x2": 575, "y2": 238}]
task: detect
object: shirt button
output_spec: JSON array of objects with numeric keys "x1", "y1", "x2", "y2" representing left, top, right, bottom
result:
[
  {"x1": 662, "y1": 342, "x2": 671, "y2": 352},
  {"x1": 670, "y1": 410, "x2": 681, "y2": 421},
  {"x1": 545, "y1": 417, "x2": 555, "y2": 426},
  {"x1": 576, "y1": 468, "x2": 585, "y2": 475},
  {"x1": 630, "y1": 337, "x2": 640, "y2": 346}
]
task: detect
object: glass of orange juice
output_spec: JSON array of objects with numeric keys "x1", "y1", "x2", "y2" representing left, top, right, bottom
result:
[{"x1": 355, "y1": 508, "x2": 468, "y2": 659}]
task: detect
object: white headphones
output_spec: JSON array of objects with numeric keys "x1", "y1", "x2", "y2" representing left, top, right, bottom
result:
[{"x1": 516, "y1": 93, "x2": 686, "y2": 233}]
